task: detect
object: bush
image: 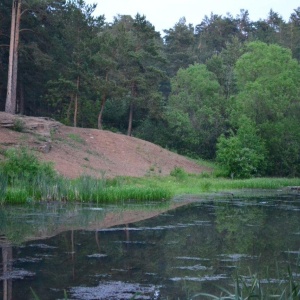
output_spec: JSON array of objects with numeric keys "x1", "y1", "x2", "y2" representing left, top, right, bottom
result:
[
  {"x1": 0, "y1": 147, "x2": 56, "y2": 183},
  {"x1": 12, "y1": 118, "x2": 25, "y2": 132},
  {"x1": 216, "y1": 118, "x2": 266, "y2": 179},
  {"x1": 170, "y1": 166, "x2": 188, "y2": 180}
]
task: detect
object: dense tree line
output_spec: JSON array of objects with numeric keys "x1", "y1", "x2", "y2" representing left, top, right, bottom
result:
[{"x1": 1, "y1": 0, "x2": 300, "y2": 177}]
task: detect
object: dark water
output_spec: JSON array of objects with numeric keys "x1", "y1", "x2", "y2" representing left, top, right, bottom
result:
[{"x1": 1, "y1": 192, "x2": 300, "y2": 299}]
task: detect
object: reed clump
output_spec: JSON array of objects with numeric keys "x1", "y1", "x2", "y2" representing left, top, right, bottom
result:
[
  {"x1": 194, "y1": 269, "x2": 300, "y2": 300},
  {"x1": 0, "y1": 148, "x2": 172, "y2": 204},
  {"x1": 1, "y1": 147, "x2": 300, "y2": 204}
]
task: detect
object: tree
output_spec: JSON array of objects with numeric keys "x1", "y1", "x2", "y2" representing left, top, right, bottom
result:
[
  {"x1": 163, "y1": 17, "x2": 196, "y2": 77},
  {"x1": 110, "y1": 14, "x2": 165, "y2": 136},
  {"x1": 232, "y1": 41, "x2": 300, "y2": 176},
  {"x1": 206, "y1": 37, "x2": 245, "y2": 99},
  {"x1": 5, "y1": 0, "x2": 21, "y2": 114},
  {"x1": 44, "y1": 0, "x2": 104, "y2": 127},
  {"x1": 195, "y1": 13, "x2": 240, "y2": 62},
  {"x1": 165, "y1": 63, "x2": 225, "y2": 158},
  {"x1": 216, "y1": 116, "x2": 266, "y2": 178}
]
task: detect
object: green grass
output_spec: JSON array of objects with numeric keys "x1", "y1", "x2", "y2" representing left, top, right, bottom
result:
[
  {"x1": 0, "y1": 147, "x2": 299, "y2": 204},
  {"x1": 67, "y1": 133, "x2": 86, "y2": 144},
  {"x1": 123, "y1": 174, "x2": 300, "y2": 196},
  {"x1": 0, "y1": 174, "x2": 172, "y2": 204},
  {"x1": 194, "y1": 269, "x2": 300, "y2": 299},
  {"x1": 1, "y1": 173, "x2": 299, "y2": 204}
]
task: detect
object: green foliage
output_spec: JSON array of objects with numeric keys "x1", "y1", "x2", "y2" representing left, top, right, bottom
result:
[
  {"x1": 12, "y1": 118, "x2": 25, "y2": 132},
  {"x1": 232, "y1": 42, "x2": 300, "y2": 176},
  {"x1": 68, "y1": 133, "x2": 86, "y2": 144},
  {"x1": 166, "y1": 63, "x2": 225, "y2": 159},
  {"x1": 170, "y1": 166, "x2": 188, "y2": 180},
  {"x1": 0, "y1": 147, "x2": 56, "y2": 184},
  {"x1": 216, "y1": 117, "x2": 266, "y2": 178}
]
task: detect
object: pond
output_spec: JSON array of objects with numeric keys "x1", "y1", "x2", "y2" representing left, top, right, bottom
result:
[{"x1": 0, "y1": 191, "x2": 300, "y2": 299}]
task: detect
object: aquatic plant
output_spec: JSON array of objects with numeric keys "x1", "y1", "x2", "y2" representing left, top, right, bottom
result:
[{"x1": 193, "y1": 270, "x2": 300, "y2": 300}]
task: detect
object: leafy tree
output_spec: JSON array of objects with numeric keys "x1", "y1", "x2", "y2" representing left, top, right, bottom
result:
[
  {"x1": 166, "y1": 63, "x2": 225, "y2": 158},
  {"x1": 216, "y1": 116, "x2": 266, "y2": 178},
  {"x1": 232, "y1": 42, "x2": 300, "y2": 176}
]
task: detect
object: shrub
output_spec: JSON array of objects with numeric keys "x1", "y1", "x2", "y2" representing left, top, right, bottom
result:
[
  {"x1": 12, "y1": 118, "x2": 25, "y2": 132},
  {"x1": 170, "y1": 166, "x2": 188, "y2": 180},
  {"x1": 216, "y1": 117, "x2": 266, "y2": 179},
  {"x1": 0, "y1": 147, "x2": 56, "y2": 183}
]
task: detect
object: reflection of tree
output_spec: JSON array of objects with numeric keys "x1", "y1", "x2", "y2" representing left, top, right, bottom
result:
[
  {"x1": 1, "y1": 238, "x2": 13, "y2": 300},
  {"x1": 215, "y1": 203, "x2": 266, "y2": 254}
]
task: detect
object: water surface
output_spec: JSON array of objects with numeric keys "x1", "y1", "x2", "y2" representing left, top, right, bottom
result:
[{"x1": 0, "y1": 191, "x2": 300, "y2": 299}]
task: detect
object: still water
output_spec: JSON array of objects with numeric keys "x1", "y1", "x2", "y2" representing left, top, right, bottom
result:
[{"x1": 0, "y1": 191, "x2": 300, "y2": 299}]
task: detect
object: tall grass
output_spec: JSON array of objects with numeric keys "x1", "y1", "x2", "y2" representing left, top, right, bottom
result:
[
  {"x1": 127, "y1": 174, "x2": 300, "y2": 196},
  {"x1": 194, "y1": 270, "x2": 300, "y2": 300},
  {"x1": 1, "y1": 147, "x2": 300, "y2": 204},
  {"x1": 0, "y1": 174, "x2": 172, "y2": 204}
]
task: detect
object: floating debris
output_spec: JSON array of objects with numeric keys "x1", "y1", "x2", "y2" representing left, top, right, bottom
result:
[
  {"x1": 170, "y1": 274, "x2": 227, "y2": 282},
  {"x1": 87, "y1": 254, "x2": 108, "y2": 258},
  {"x1": 69, "y1": 281, "x2": 160, "y2": 299},
  {"x1": 0, "y1": 269, "x2": 35, "y2": 280},
  {"x1": 28, "y1": 243, "x2": 57, "y2": 249}
]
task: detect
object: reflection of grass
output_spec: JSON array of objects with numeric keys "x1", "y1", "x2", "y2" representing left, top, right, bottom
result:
[{"x1": 31, "y1": 288, "x2": 68, "y2": 300}]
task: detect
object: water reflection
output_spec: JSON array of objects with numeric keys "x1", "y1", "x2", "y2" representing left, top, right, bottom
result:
[
  {"x1": 0, "y1": 192, "x2": 299, "y2": 299},
  {"x1": 1, "y1": 241, "x2": 12, "y2": 300}
]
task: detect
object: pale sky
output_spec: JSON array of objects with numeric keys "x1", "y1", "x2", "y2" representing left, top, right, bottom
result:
[{"x1": 87, "y1": 0, "x2": 300, "y2": 35}]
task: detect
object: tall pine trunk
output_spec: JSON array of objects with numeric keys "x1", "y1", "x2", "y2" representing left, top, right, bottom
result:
[
  {"x1": 127, "y1": 83, "x2": 136, "y2": 136},
  {"x1": 127, "y1": 102, "x2": 133, "y2": 136},
  {"x1": 73, "y1": 76, "x2": 80, "y2": 127},
  {"x1": 97, "y1": 93, "x2": 106, "y2": 130},
  {"x1": 97, "y1": 71, "x2": 109, "y2": 129},
  {"x1": 5, "y1": 0, "x2": 21, "y2": 114}
]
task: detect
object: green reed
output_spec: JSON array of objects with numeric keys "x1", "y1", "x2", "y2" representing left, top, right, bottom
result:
[
  {"x1": 193, "y1": 269, "x2": 300, "y2": 300},
  {"x1": 0, "y1": 173, "x2": 172, "y2": 204}
]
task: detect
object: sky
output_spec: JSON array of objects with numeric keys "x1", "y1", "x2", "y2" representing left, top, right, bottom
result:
[{"x1": 87, "y1": 0, "x2": 300, "y2": 35}]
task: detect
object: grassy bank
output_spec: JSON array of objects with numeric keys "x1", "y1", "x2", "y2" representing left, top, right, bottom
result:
[
  {"x1": 0, "y1": 148, "x2": 300, "y2": 204},
  {"x1": 2, "y1": 172, "x2": 300, "y2": 205},
  {"x1": 127, "y1": 173, "x2": 300, "y2": 195}
]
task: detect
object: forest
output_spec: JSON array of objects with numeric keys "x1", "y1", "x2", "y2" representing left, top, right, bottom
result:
[{"x1": 1, "y1": 0, "x2": 300, "y2": 178}]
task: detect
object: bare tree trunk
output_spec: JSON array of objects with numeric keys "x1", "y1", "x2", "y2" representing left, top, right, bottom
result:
[
  {"x1": 19, "y1": 78, "x2": 25, "y2": 114},
  {"x1": 5, "y1": 0, "x2": 17, "y2": 114},
  {"x1": 73, "y1": 76, "x2": 80, "y2": 127},
  {"x1": 127, "y1": 83, "x2": 136, "y2": 136},
  {"x1": 97, "y1": 72, "x2": 109, "y2": 129},
  {"x1": 5, "y1": 0, "x2": 21, "y2": 114},
  {"x1": 97, "y1": 93, "x2": 106, "y2": 130},
  {"x1": 11, "y1": 0, "x2": 21, "y2": 112},
  {"x1": 66, "y1": 95, "x2": 73, "y2": 124},
  {"x1": 127, "y1": 101, "x2": 133, "y2": 136}
]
